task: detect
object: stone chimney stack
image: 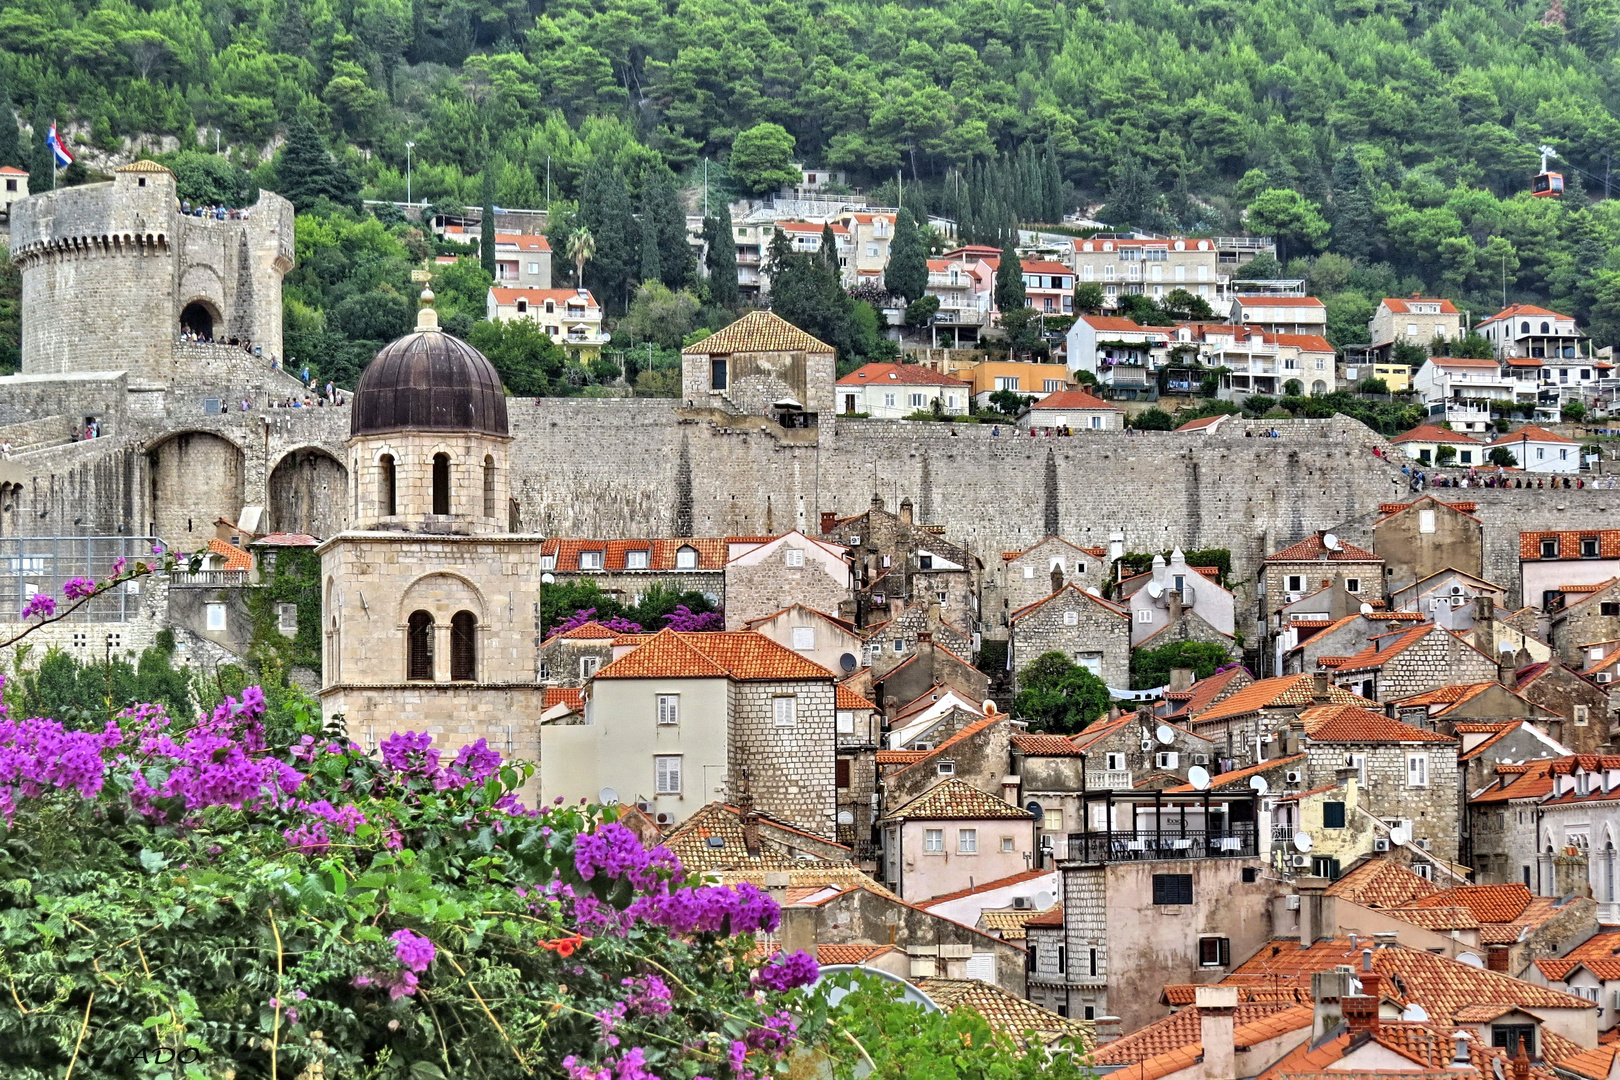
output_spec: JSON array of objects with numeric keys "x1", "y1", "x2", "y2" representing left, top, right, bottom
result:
[
  {"x1": 899, "y1": 498, "x2": 913, "y2": 526},
  {"x1": 1311, "y1": 970, "x2": 1350, "y2": 1041},
  {"x1": 1312, "y1": 671, "x2": 1332, "y2": 704},
  {"x1": 1169, "y1": 667, "x2": 1195, "y2": 693},
  {"x1": 1475, "y1": 593, "x2": 1494, "y2": 625},
  {"x1": 1498, "y1": 651, "x2": 1517, "y2": 690},
  {"x1": 1169, "y1": 588, "x2": 1184, "y2": 626},
  {"x1": 780, "y1": 905, "x2": 817, "y2": 957},
  {"x1": 1196, "y1": 986, "x2": 1239, "y2": 1080}
]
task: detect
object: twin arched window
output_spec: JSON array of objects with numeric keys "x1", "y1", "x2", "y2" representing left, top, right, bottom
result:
[{"x1": 407, "y1": 609, "x2": 479, "y2": 681}]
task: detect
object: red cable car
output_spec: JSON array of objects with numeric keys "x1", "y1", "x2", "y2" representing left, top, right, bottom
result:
[{"x1": 1532, "y1": 145, "x2": 1564, "y2": 198}]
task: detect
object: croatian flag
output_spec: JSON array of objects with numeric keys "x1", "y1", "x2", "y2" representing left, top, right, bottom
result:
[{"x1": 46, "y1": 124, "x2": 72, "y2": 168}]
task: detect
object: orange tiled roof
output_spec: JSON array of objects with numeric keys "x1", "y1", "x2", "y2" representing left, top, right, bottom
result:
[
  {"x1": 1267, "y1": 533, "x2": 1380, "y2": 562},
  {"x1": 1000, "y1": 536, "x2": 1108, "y2": 563},
  {"x1": 540, "y1": 537, "x2": 728, "y2": 571},
  {"x1": 888, "y1": 716, "x2": 1001, "y2": 778},
  {"x1": 1377, "y1": 498, "x2": 1479, "y2": 519},
  {"x1": 1193, "y1": 674, "x2": 1374, "y2": 724},
  {"x1": 1163, "y1": 665, "x2": 1252, "y2": 720},
  {"x1": 835, "y1": 683, "x2": 877, "y2": 710},
  {"x1": 543, "y1": 686, "x2": 583, "y2": 711},
  {"x1": 1091, "y1": 1003, "x2": 1311, "y2": 1067},
  {"x1": 1410, "y1": 883, "x2": 1531, "y2": 922},
  {"x1": 555, "y1": 620, "x2": 620, "y2": 640},
  {"x1": 1325, "y1": 858, "x2": 1441, "y2": 908},
  {"x1": 1480, "y1": 302, "x2": 1568, "y2": 325},
  {"x1": 1390, "y1": 424, "x2": 1485, "y2": 446},
  {"x1": 1383, "y1": 298, "x2": 1460, "y2": 315},
  {"x1": 1327, "y1": 624, "x2": 1492, "y2": 675},
  {"x1": 594, "y1": 628, "x2": 834, "y2": 682},
  {"x1": 684, "y1": 310, "x2": 833, "y2": 354},
  {"x1": 1301, "y1": 704, "x2": 1455, "y2": 744},
  {"x1": 1009, "y1": 582, "x2": 1129, "y2": 623},
  {"x1": 912, "y1": 977, "x2": 1091, "y2": 1050},
  {"x1": 836, "y1": 362, "x2": 971, "y2": 388},
  {"x1": 1165, "y1": 753, "x2": 1305, "y2": 793},
  {"x1": 1029, "y1": 390, "x2": 1118, "y2": 411},
  {"x1": 1234, "y1": 295, "x2": 1326, "y2": 308},
  {"x1": 1520, "y1": 530, "x2": 1620, "y2": 561},
  {"x1": 1490, "y1": 425, "x2": 1577, "y2": 446},
  {"x1": 1382, "y1": 905, "x2": 1482, "y2": 931},
  {"x1": 205, "y1": 537, "x2": 253, "y2": 572},
  {"x1": 881, "y1": 778, "x2": 1031, "y2": 822},
  {"x1": 1011, "y1": 733, "x2": 1089, "y2": 756}
]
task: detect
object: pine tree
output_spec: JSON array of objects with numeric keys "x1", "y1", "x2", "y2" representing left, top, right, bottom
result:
[
  {"x1": 639, "y1": 177, "x2": 662, "y2": 286},
  {"x1": 1329, "y1": 148, "x2": 1375, "y2": 262},
  {"x1": 277, "y1": 115, "x2": 359, "y2": 211},
  {"x1": 885, "y1": 208, "x2": 929, "y2": 303},
  {"x1": 0, "y1": 88, "x2": 21, "y2": 171},
  {"x1": 702, "y1": 208, "x2": 739, "y2": 308},
  {"x1": 480, "y1": 167, "x2": 497, "y2": 280},
  {"x1": 995, "y1": 240, "x2": 1025, "y2": 311}
]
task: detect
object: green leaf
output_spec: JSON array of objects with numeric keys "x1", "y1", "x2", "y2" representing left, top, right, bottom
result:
[
  {"x1": 138, "y1": 848, "x2": 168, "y2": 874},
  {"x1": 330, "y1": 866, "x2": 347, "y2": 896}
]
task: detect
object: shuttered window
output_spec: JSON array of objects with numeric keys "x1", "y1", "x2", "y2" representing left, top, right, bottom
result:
[
  {"x1": 836, "y1": 759, "x2": 851, "y2": 788},
  {"x1": 655, "y1": 755, "x2": 681, "y2": 794},
  {"x1": 1152, "y1": 873, "x2": 1192, "y2": 905},
  {"x1": 657, "y1": 694, "x2": 680, "y2": 725},
  {"x1": 407, "y1": 611, "x2": 433, "y2": 680},
  {"x1": 450, "y1": 611, "x2": 477, "y2": 681}
]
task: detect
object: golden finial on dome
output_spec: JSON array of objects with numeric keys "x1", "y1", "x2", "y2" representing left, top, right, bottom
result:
[{"x1": 416, "y1": 285, "x2": 440, "y2": 332}]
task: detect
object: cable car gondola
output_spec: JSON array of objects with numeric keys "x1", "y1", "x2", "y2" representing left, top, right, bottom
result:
[{"x1": 1533, "y1": 145, "x2": 1564, "y2": 198}]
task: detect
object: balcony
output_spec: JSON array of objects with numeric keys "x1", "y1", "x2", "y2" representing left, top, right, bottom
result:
[
  {"x1": 1063, "y1": 827, "x2": 1259, "y2": 863},
  {"x1": 1272, "y1": 823, "x2": 1295, "y2": 844},
  {"x1": 170, "y1": 569, "x2": 248, "y2": 587},
  {"x1": 1085, "y1": 769, "x2": 1134, "y2": 789}
]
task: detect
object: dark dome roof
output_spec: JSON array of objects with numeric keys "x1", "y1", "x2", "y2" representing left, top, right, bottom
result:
[{"x1": 351, "y1": 329, "x2": 508, "y2": 438}]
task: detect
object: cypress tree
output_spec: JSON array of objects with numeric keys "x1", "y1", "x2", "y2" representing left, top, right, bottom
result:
[
  {"x1": 885, "y1": 208, "x2": 929, "y2": 303},
  {"x1": 649, "y1": 171, "x2": 694, "y2": 289},
  {"x1": 639, "y1": 177, "x2": 662, "y2": 286},
  {"x1": 0, "y1": 89, "x2": 22, "y2": 171},
  {"x1": 480, "y1": 167, "x2": 497, "y2": 280},
  {"x1": 580, "y1": 163, "x2": 634, "y2": 314},
  {"x1": 995, "y1": 240, "x2": 1025, "y2": 311},
  {"x1": 702, "y1": 208, "x2": 739, "y2": 308},
  {"x1": 1329, "y1": 148, "x2": 1375, "y2": 262},
  {"x1": 820, "y1": 222, "x2": 840, "y2": 279}
]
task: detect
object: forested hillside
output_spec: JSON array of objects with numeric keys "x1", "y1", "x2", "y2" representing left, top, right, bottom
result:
[{"x1": 3, "y1": 0, "x2": 1620, "y2": 380}]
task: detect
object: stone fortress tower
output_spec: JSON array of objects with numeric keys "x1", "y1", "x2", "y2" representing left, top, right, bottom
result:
[
  {"x1": 10, "y1": 160, "x2": 295, "y2": 379},
  {"x1": 319, "y1": 292, "x2": 548, "y2": 761}
]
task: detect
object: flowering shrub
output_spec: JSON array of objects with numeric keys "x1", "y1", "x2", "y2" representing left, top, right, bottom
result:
[
  {"x1": 0, "y1": 689, "x2": 825, "y2": 1079},
  {"x1": 662, "y1": 604, "x2": 725, "y2": 633},
  {"x1": 548, "y1": 607, "x2": 645, "y2": 639}
]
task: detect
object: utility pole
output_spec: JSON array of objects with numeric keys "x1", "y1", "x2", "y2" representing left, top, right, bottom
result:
[
  {"x1": 546, "y1": 155, "x2": 551, "y2": 206},
  {"x1": 703, "y1": 158, "x2": 709, "y2": 216},
  {"x1": 405, "y1": 140, "x2": 415, "y2": 207}
]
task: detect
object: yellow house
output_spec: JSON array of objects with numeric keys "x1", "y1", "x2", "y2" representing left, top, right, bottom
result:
[{"x1": 959, "y1": 360, "x2": 1073, "y2": 405}]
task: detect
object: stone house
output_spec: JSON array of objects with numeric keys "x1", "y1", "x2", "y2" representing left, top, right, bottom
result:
[
  {"x1": 880, "y1": 779, "x2": 1037, "y2": 902},
  {"x1": 743, "y1": 603, "x2": 867, "y2": 677},
  {"x1": 1529, "y1": 929, "x2": 1620, "y2": 1032},
  {"x1": 1157, "y1": 665, "x2": 1255, "y2": 724},
  {"x1": 1262, "y1": 532, "x2": 1386, "y2": 623},
  {"x1": 1369, "y1": 296, "x2": 1463, "y2": 357},
  {"x1": 1472, "y1": 756, "x2": 1620, "y2": 915},
  {"x1": 1299, "y1": 703, "x2": 1461, "y2": 865},
  {"x1": 722, "y1": 531, "x2": 851, "y2": 629},
  {"x1": 539, "y1": 537, "x2": 726, "y2": 609},
  {"x1": 1279, "y1": 611, "x2": 1426, "y2": 676},
  {"x1": 540, "y1": 628, "x2": 839, "y2": 836},
  {"x1": 1520, "y1": 529, "x2": 1620, "y2": 614},
  {"x1": 1511, "y1": 660, "x2": 1612, "y2": 753},
  {"x1": 1189, "y1": 673, "x2": 1376, "y2": 772},
  {"x1": 869, "y1": 630, "x2": 988, "y2": 717},
  {"x1": 1390, "y1": 569, "x2": 1504, "y2": 624},
  {"x1": 835, "y1": 680, "x2": 882, "y2": 859},
  {"x1": 881, "y1": 713, "x2": 1012, "y2": 811},
  {"x1": 1012, "y1": 714, "x2": 1215, "y2": 847},
  {"x1": 661, "y1": 800, "x2": 853, "y2": 874},
  {"x1": 819, "y1": 496, "x2": 979, "y2": 631},
  {"x1": 1008, "y1": 584, "x2": 1132, "y2": 692},
  {"x1": 865, "y1": 605, "x2": 977, "y2": 681},
  {"x1": 539, "y1": 620, "x2": 620, "y2": 685},
  {"x1": 1134, "y1": 604, "x2": 1241, "y2": 662},
  {"x1": 681, "y1": 310, "x2": 837, "y2": 422},
  {"x1": 834, "y1": 362, "x2": 971, "y2": 419},
  {"x1": 1549, "y1": 578, "x2": 1620, "y2": 668},
  {"x1": 1119, "y1": 549, "x2": 1236, "y2": 645},
  {"x1": 987, "y1": 536, "x2": 1110, "y2": 637},
  {"x1": 1323, "y1": 623, "x2": 1499, "y2": 703},
  {"x1": 1374, "y1": 497, "x2": 1484, "y2": 589},
  {"x1": 1019, "y1": 390, "x2": 1123, "y2": 431}
]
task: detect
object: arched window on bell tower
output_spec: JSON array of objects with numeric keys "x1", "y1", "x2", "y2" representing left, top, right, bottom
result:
[
  {"x1": 483, "y1": 455, "x2": 496, "y2": 518},
  {"x1": 450, "y1": 610, "x2": 477, "y2": 681},
  {"x1": 379, "y1": 454, "x2": 396, "y2": 517},
  {"x1": 407, "y1": 610, "x2": 434, "y2": 680},
  {"x1": 432, "y1": 453, "x2": 451, "y2": 515}
]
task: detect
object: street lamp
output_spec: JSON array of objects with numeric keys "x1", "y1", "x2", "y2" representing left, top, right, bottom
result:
[{"x1": 405, "y1": 141, "x2": 415, "y2": 208}]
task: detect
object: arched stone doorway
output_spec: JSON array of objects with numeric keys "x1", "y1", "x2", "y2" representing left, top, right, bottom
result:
[
  {"x1": 146, "y1": 431, "x2": 246, "y2": 544},
  {"x1": 267, "y1": 448, "x2": 350, "y2": 538},
  {"x1": 180, "y1": 300, "x2": 218, "y2": 339}
]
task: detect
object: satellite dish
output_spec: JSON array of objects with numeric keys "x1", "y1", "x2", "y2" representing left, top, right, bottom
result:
[
  {"x1": 1359, "y1": 602, "x2": 1374, "y2": 615},
  {"x1": 598, "y1": 787, "x2": 620, "y2": 805},
  {"x1": 1323, "y1": 532, "x2": 1342, "y2": 551},
  {"x1": 1147, "y1": 580, "x2": 1165, "y2": 599},
  {"x1": 1402, "y1": 1003, "x2": 1430, "y2": 1022},
  {"x1": 1294, "y1": 831, "x2": 1315, "y2": 853},
  {"x1": 1188, "y1": 765, "x2": 1211, "y2": 791},
  {"x1": 1156, "y1": 724, "x2": 1176, "y2": 745},
  {"x1": 1457, "y1": 953, "x2": 1484, "y2": 968},
  {"x1": 1389, "y1": 826, "x2": 1410, "y2": 847},
  {"x1": 839, "y1": 652, "x2": 858, "y2": 672},
  {"x1": 1085, "y1": 586, "x2": 1102, "y2": 597},
  {"x1": 1025, "y1": 801, "x2": 1046, "y2": 821},
  {"x1": 1250, "y1": 776, "x2": 1269, "y2": 795},
  {"x1": 1033, "y1": 890, "x2": 1055, "y2": 910}
]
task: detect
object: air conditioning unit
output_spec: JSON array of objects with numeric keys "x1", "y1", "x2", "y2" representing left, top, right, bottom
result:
[
  {"x1": 654, "y1": 812, "x2": 675, "y2": 826},
  {"x1": 1285, "y1": 895, "x2": 1301, "y2": 910},
  {"x1": 1193, "y1": 754, "x2": 1210, "y2": 766},
  {"x1": 1286, "y1": 771, "x2": 1303, "y2": 785},
  {"x1": 1292, "y1": 854, "x2": 1310, "y2": 868},
  {"x1": 1598, "y1": 672, "x2": 1613, "y2": 684},
  {"x1": 1374, "y1": 838, "x2": 1390, "y2": 852},
  {"x1": 1013, "y1": 896, "x2": 1033, "y2": 910},
  {"x1": 1141, "y1": 739, "x2": 1154, "y2": 752},
  {"x1": 636, "y1": 801, "x2": 653, "y2": 813},
  {"x1": 1417, "y1": 837, "x2": 1432, "y2": 850}
]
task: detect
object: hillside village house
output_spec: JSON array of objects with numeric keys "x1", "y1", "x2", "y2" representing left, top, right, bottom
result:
[
  {"x1": 1369, "y1": 297, "x2": 1463, "y2": 359},
  {"x1": 1183, "y1": 324, "x2": 1338, "y2": 397},
  {"x1": 1412, "y1": 356, "x2": 1521, "y2": 434},
  {"x1": 1262, "y1": 532, "x2": 1386, "y2": 621},
  {"x1": 442, "y1": 227, "x2": 552, "y2": 288},
  {"x1": 960, "y1": 359, "x2": 1071, "y2": 406},
  {"x1": 1018, "y1": 390, "x2": 1123, "y2": 431},
  {"x1": 1479, "y1": 303, "x2": 1589, "y2": 363},
  {"x1": 1520, "y1": 530, "x2": 1620, "y2": 614},
  {"x1": 836, "y1": 211, "x2": 895, "y2": 285},
  {"x1": 1389, "y1": 423, "x2": 1486, "y2": 466},
  {"x1": 1021, "y1": 260, "x2": 1075, "y2": 315},
  {"x1": 1228, "y1": 294, "x2": 1328, "y2": 336},
  {"x1": 1065, "y1": 315, "x2": 1170, "y2": 398},
  {"x1": 1068, "y1": 236, "x2": 1221, "y2": 307},
  {"x1": 836, "y1": 363, "x2": 970, "y2": 418},
  {"x1": 880, "y1": 780, "x2": 1036, "y2": 902},
  {"x1": 486, "y1": 287, "x2": 606, "y2": 361},
  {"x1": 924, "y1": 258, "x2": 992, "y2": 342},
  {"x1": 1489, "y1": 426, "x2": 1581, "y2": 474},
  {"x1": 0, "y1": 165, "x2": 27, "y2": 217},
  {"x1": 1118, "y1": 550, "x2": 1237, "y2": 645}
]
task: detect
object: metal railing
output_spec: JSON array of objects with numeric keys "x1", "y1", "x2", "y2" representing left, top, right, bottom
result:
[
  {"x1": 1063, "y1": 827, "x2": 1258, "y2": 863},
  {"x1": 170, "y1": 569, "x2": 249, "y2": 587},
  {"x1": 0, "y1": 536, "x2": 159, "y2": 622},
  {"x1": 1273, "y1": 824, "x2": 1295, "y2": 843}
]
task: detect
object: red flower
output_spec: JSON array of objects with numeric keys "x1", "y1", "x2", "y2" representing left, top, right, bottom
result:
[{"x1": 540, "y1": 934, "x2": 585, "y2": 957}]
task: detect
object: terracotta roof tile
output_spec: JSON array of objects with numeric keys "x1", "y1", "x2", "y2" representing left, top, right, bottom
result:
[
  {"x1": 683, "y1": 311, "x2": 833, "y2": 355},
  {"x1": 1377, "y1": 498, "x2": 1479, "y2": 519},
  {"x1": 1490, "y1": 425, "x2": 1577, "y2": 446},
  {"x1": 1164, "y1": 665, "x2": 1253, "y2": 720},
  {"x1": 1325, "y1": 858, "x2": 1442, "y2": 908},
  {"x1": 1193, "y1": 674, "x2": 1375, "y2": 724},
  {"x1": 1011, "y1": 733, "x2": 1089, "y2": 756},
  {"x1": 1029, "y1": 390, "x2": 1118, "y2": 411},
  {"x1": 204, "y1": 537, "x2": 253, "y2": 572},
  {"x1": 1091, "y1": 1004, "x2": 1311, "y2": 1067},
  {"x1": 1166, "y1": 753, "x2": 1305, "y2": 792},
  {"x1": 881, "y1": 778, "x2": 1032, "y2": 822},
  {"x1": 836, "y1": 362, "x2": 972, "y2": 388},
  {"x1": 1383, "y1": 905, "x2": 1482, "y2": 931},
  {"x1": 543, "y1": 686, "x2": 583, "y2": 710},
  {"x1": 1301, "y1": 704, "x2": 1455, "y2": 744},
  {"x1": 662, "y1": 802, "x2": 852, "y2": 874},
  {"x1": 1390, "y1": 424, "x2": 1485, "y2": 446},
  {"x1": 1383, "y1": 298, "x2": 1460, "y2": 315},
  {"x1": 1267, "y1": 533, "x2": 1381, "y2": 563},
  {"x1": 916, "y1": 868, "x2": 1055, "y2": 908},
  {"x1": 1411, "y1": 883, "x2": 1531, "y2": 922},
  {"x1": 912, "y1": 978, "x2": 1092, "y2": 1050},
  {"x1": 556, "y1": 620, "x2": 621, "y2": 640},
  {"x1": 979, "y1": 908, "x2": 1050, "y2": 940},
  {"x1": 540, "y1": 537, "x2": 728, "y2": 571},
  {"x1": 1519, "y1": 530, "x2": 1620, "y2": 561},
  {"x1": 595, "y1": 628, "x2": 835, "y2": 682},
  {"x1": 835, "y1": 683, "x2": 877, "y2": 710}
]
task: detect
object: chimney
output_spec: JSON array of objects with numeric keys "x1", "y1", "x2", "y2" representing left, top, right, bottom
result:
[
  {"x1": 743, "y1": 797, "x2": 764, "y2": 857},
  {"x1": 1311, "y1": 970, "x2": 1351, "y2": 1040},
  {"x1": 1169, "y1": 588, "x2": 1184, "y2": 626},
  {"x1": 1498, "y1": 652, "x2": 1517, "y2": 691},
  {"x1": 1093, "y1": 1016, "x2": 1124, "y2": 1045},
  {"x1": 1169, "y1": 667, "x2": 1195, "y2": 693},
  {"x1": 1312, "y1": 671, "x2": 1332, "y2": 704},
  {"x1": 1475, "y1": 594, "x2": 1494, "y2": 625},
  {"x1": 764, "y1": 870, "x2": 790, "y2": 905},
  {"x1": 780, "y1": 905, "x2": 817, "y2": 957},
  {"x1": 820, "y1": 511, "x2": 838, "y2": 535},
  {"x1": 871, "y1": 492, "x2": 884, "y2": 511},
  {"x1": 1453, "y1": 1033, "x2": 1474, "y2": 1071},
  {"x1": 899, "y1": 498, "x2": 913, "y2": 526},
  {"x1": 1196, "y1": 986, "x2": 1239, "y2": 1080},
  {"x1": 1513, "y1": 1040, "x2": 1531, "y2": 1080}
]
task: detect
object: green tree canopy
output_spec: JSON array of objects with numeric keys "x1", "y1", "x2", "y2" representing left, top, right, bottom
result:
[
  {"x1": 1130, "y1": 642, "x2": 1235, "y2": 691},
  {"x1": 885, "y1": 208, "x2": 929, "y2": 303},
  {"x1": 730, "y1": 122, "x2": 798, "y2": 194},
  {"x1": 1012, "y1": 651, "x2": 1111, "y2": 734}
]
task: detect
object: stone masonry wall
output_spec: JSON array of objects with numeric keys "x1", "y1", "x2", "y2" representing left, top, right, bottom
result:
[
  {"x1": 728, "y1": 677, "x2": 838, "y2": 837},
  {"x1": 1009, "y1": 590, "x2": 1131, "y2": 690},
  {"x1": 1303, "y1": 742, "x2": 1460, "y2": 862}
]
